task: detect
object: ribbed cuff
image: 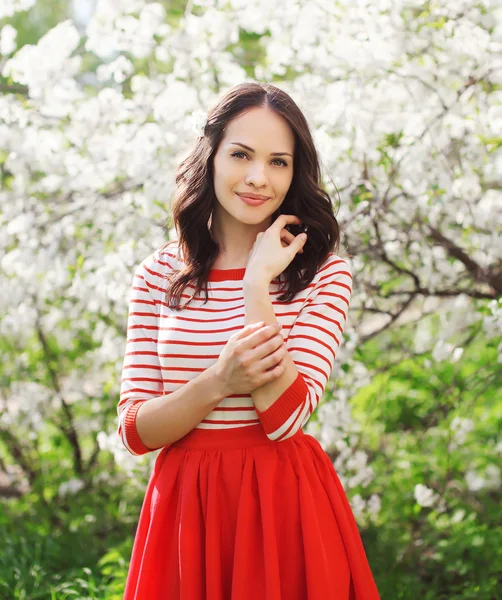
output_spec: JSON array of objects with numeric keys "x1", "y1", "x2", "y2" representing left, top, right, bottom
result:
[
  {"x1": 255, "y1": 372, "x2": 309, "y2": 435},
  {"x1": 124, "y1": 402, "x2": 154, "y2": 456}
]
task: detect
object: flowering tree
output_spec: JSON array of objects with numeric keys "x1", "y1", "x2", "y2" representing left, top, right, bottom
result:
[{"x1": 1, "y1": 0, "x2": 501, "y2": 596}]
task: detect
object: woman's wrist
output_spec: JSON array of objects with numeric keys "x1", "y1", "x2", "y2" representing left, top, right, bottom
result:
[{"x1": 243, "y1": 273, "x2": 270, "y2": 290}]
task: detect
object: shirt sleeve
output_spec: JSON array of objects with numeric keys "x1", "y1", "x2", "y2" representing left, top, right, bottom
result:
[
  {"x1": 117, "y1": 257, "x2": 165, "y2": 456},
  {"x1": 255, "y1": 255, "x2": 353, "y2": 441}
]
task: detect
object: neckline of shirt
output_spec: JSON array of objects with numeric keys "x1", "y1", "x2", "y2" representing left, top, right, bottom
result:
[
  {"x1": 169, "y1": 244, "x2": 247, "y2": 281},
  {"x1": 207, "y1": 267, "x2": 247, "y2": 282},
  {"x1": 166, "y1": 243, "x2": 264, "y2": 282}
]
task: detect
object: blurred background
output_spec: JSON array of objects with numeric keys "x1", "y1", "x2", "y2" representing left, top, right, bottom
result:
[{"x1": 1, "y1": 0, "x2": 501, "y2": 598}]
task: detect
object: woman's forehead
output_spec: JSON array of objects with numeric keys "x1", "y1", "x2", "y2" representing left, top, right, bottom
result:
[{"x1": 221, "y1": 110, "x2": 294, "y2": 151}]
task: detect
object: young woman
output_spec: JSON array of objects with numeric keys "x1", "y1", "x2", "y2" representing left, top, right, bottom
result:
[{"x1": 118, "y1": 82, "x2": 380, "y2": 599}]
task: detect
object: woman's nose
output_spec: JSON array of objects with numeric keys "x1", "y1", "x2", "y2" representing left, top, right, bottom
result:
[{"x1": 245, "y1": 166, "x2": 268, "y2": 186}]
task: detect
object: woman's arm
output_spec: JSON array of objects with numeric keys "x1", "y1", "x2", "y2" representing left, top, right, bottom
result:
[
  {"x1": 133, "y1": 365, "x2": 225, "y2": 451},
  {"x1": 243, "y1": 256, "x2": 353, "y2": 442},
  {"x1": 118, "y1": 254, "x2": 225, "y2": 455},
  {"x1": 243, "y1": 278, "x2": 301, "y2": 413}
]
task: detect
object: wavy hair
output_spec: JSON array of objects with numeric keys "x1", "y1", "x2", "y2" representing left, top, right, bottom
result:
[{"x1": 162, "y1": 81, "x2": 341, "y2": 309}]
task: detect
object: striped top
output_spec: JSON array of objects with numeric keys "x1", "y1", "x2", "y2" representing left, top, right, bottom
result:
[{"x1": 118, "y1": 242, "x2": 353, "y2": 455}]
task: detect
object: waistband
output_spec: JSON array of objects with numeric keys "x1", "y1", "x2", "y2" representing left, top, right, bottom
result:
[{"x1": 171, "y1": 423, "x2": 305, "y2": 450}]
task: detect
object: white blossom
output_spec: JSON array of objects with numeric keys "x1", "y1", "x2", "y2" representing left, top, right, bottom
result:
[
  {"x1": 450, "y1": 417, "x2": 475, "y2": 445},
  {"x1": 0, "y1": 24, "x2": 17, "y2": 56},
  {"x1": 451, "y1": 509, "x2": 466, "y2": 524},
  {"x1": 0, "y1": 0, "x2": 37, "y2": 19},
  {"x1": 96, "y1": 55, "x2": 134, "y2": 83},
  {"x1": 58, "y1": 478, "x2": 85, "y2": 497},
  {"x1": 2, "y1": 20, "x2": 81, "y2": 99},
  {"x1": 483, "y1": 299, "x2": 502, "y2": 339},
  {"x1": 465, "y1": 464, "x2": 501, "y2": 492},
  {"x1": 188, "y1": 109, "x2": 208, "y2": 138},
  {"x1": 414, "y1": 484, "x2": 439, "y2": 508},
  {"x1": 350, "y1": 493, "x2": 366, "y2": 518},
  {"x1": 367, "y1": 494, "x2": 381, "y2": 518}
]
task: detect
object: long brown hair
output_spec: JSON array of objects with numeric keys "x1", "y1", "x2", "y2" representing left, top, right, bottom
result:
[{"x1": 162, "y1": 81, "x2": 341, "y2": 309}]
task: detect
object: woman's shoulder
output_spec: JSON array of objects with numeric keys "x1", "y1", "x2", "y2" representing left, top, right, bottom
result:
[
  {"x1": 138, "y1": 240, "x2": 183, "y2": 279},
  {"x1": 315, "y1": 251, "x2": 353, "y2": 279}
]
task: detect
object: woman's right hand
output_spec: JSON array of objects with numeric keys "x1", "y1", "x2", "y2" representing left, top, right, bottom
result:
[{"x1": 212, "y1": 322, "x2": 287, "y2": 397}]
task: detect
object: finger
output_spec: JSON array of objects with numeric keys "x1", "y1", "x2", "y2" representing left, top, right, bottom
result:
[
  {"x1": 274, "y1": 214, "x2": 302, "y2": 230},
  {"x1": 280, "y1": 230, "x2": 295, "y2": 245},
  {"x1": 238, "y1": 321, "x2": 266, "y2": 338},
  {"x1": 280, "y1": 227, "x2": 307, "y2": 249},
  {"x1": 281, "y1": 230, "x2": 304, "y2": 253},
  {"x1": 292, "y1": 232, "x2": 308, "y2": 253},
  {"x1": 248, "y1": 323, "x2": 281, "y2": 346}
]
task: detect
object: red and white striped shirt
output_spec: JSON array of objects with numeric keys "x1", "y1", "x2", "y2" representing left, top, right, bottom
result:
[{"x1": 118, "y1": 243, "x2": 353, "y2": 455}]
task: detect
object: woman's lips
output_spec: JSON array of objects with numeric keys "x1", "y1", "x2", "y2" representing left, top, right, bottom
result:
[{"x1": 237, "y1": 193, "x2": 268, "y2": 206}]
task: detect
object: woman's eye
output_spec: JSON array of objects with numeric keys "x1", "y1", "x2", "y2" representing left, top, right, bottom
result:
[{"x1": 230, "y1": 151, "x2": 288, "y2": 167}]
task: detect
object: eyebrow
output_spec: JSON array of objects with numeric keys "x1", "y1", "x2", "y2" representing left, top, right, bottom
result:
[{"x1": 229, "y1": 142, "x2": 293, "y2": 158}]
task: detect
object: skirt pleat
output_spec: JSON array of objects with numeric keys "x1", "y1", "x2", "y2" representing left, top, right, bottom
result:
[{"x1": 123, "y1": 424, "x2": 379, "y2": 600}]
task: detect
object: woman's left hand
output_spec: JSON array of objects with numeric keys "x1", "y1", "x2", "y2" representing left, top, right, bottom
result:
[{"x1": 244, "y1": 214, "x2": 307, "y2": 284}]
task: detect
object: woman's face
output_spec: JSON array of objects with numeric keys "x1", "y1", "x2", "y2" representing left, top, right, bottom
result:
[{"x1": 212, "y1": 106, "x2": 295, "y2": 227}]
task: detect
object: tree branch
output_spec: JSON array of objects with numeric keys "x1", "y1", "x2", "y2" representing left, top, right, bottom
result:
[
  {"x1": 35, "y1": 317, "x2": 83, "y2": 475},
  {"x1": 427, "y1": 225, "x2": 502, "y2": 296},
  {"x1": 0, "y1": 83, "x2": 28, "y2": 95}
]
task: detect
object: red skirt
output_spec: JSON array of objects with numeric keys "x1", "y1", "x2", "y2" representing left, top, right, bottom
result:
[{"x1": 123, "y1": 424, "x2": 380, "y2": 599}]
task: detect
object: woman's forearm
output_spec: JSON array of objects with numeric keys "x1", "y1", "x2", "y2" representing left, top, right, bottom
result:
[
  {"x1": 134, "y1": 365, "x2": 226, "y2": 450},
  {"x1": 243, "y1": 277, "x2": 300, "y2": 412}
]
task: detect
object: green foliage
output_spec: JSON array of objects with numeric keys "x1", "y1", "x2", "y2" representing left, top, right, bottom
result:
[
  {"x1": 351, "y1": 321, "x2": 502, "y2": 599},
  {"x1": 0, "y1": 478, "x2": 137, "y2": 598}
]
